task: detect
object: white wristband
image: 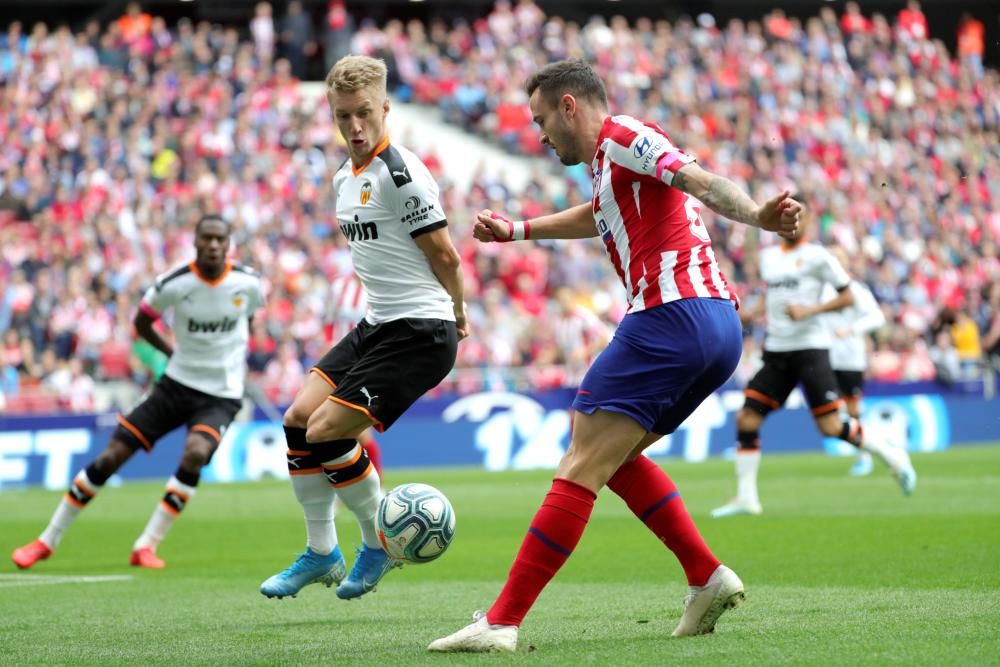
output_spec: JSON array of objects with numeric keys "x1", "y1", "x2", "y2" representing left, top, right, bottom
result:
[{"x1": 511, "y1": 219, "x2": 526, "y2": 241}]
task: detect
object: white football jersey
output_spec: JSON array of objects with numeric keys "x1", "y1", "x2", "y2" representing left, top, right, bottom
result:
[
  {"x1": 140, "y1": 262, "x2": 264, "y2": 399},
  {"x1": 821, "y1": 280, "x2": 885, "y2": 371},
  {"x1": 760, "y1": 242, "x2": 851, "y2": 352},
  {"x1": 332, "y1": 139, "x2": 454, "y2": 323}
]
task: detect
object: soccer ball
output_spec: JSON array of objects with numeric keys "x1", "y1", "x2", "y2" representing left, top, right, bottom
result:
[{"x1": 377, "y1": 483, "x2": 456, "y2": 563}]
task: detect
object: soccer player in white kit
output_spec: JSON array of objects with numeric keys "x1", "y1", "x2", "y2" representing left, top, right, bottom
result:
[
  {"x1": 12, "y1": 216, "x2": 264, "y2": 569},
  {"x1": 259, "y1": 55, "x2": 467, "y2": 601},
  {"x1": 711, "y1": 216, "x2": 916, "y2": 518},
  {"x1": 822, "y1": 246, "x2": 888, "y2": 476}
]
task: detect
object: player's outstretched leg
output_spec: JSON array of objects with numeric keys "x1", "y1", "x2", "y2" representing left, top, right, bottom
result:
[
  {"x1": 608, "y1": 455, "x2": 745, "y2": 635},
  {"x1": 429, "y1": 477, "x2": 597, "y2": 652},
  {"x1": 672, "y1": 565, "x2": 746, "y2": 637},
  {"x1": 839, "y1": 418, "x2": 916, "y2": 495},
  {"x1": 12, "y1": 460, "x2": 117, "y2": 569},
  {"x1": 260, "y1": 546, "x2": 347, "y2": 599}
]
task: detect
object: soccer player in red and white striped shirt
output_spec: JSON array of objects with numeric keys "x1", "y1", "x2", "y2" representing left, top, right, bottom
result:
[{"x1": 430, "y1": 58, "x2": 801, "y2": 653}]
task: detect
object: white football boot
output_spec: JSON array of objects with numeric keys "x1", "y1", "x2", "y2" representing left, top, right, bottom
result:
[
  {"x1": 672, "y1": 564, "x2": 745, "y2": 637},
  {"x1": 894, "y1": 458, "x2": 917, "y2": 496},
  {"x1": 709, "y1": 498, "x2": 762, "y2": 518},
  {"x1": 427, "y1": 610, "x2": 518, "y2": 653}
]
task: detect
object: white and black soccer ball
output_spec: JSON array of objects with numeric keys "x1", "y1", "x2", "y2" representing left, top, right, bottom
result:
[{"x1": 377, "y1": 483, "x2": 456, "y2": 563}]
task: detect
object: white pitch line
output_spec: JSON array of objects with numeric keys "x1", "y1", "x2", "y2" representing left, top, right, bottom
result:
[{"x1": 0, "y1": 574, "x2": 133, "y2": 587}]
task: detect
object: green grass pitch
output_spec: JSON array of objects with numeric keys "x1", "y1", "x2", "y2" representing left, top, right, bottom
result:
[{"x1": 2, "y1": 445, "x2": 998, "y2": 666}]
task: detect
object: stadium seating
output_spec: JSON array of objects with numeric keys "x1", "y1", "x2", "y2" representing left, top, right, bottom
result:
[{"x1": 0, "y1": 2, "x2": 996, "y2": 413}]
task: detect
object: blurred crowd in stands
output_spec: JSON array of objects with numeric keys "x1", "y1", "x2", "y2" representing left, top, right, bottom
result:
[{"x1": 0, "y1": 0, "x2": 997, "y2": 413}]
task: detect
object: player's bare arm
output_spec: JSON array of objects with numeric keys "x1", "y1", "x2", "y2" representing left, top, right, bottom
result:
[
  {"x1": 472, "y1": 203, "x2": 596, "y2": 242},
  {"x1": 671, "y1": 162, "x2": 800, "y2": 239},
  {"x1": 786, "y1": 286, "x2": 855, "y2": 321},
  {"x1": 133, "y1": 309, "x2": 173, "y2": 357},
  {"x1": 414, "y1": 227, "x2": 469, "y2": 340}
]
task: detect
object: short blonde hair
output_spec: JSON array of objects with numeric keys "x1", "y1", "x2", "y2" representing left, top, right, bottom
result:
[{"x1": 326, "y1": 55, "x2": 388, "y2": 96}]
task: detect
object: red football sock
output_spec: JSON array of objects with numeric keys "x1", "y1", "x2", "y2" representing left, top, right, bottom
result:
[
  {"x1": 486, "y1": 478, "x2": 596, "y2": 627},
  {"x1": 361, "y1": 437, "x2": 383, "y2": 478},
  {"x1": 607, "y1": 455, "x2": 719, "y2": 586}
]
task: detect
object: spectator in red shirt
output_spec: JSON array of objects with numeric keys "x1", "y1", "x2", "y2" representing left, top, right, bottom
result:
[
  {"x1": 957, "y1": 13, "x2": 985, "y2": 77},
  {"x1": 897, "y1": 0, "x2": 928, "y2": 42},
  {"x1": 841, "y1": 1, "x2": 872, "y2": 35}
]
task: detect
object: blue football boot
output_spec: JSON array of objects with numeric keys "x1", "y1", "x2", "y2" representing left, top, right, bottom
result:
[
  {"x1": 849, "y1": 451, "x2": 874, "y2": 477},
  {"x1": 335, "y1": 545, "x2": 401, "y2": 600},
  {"x1": 260, "y1": 546, "x2": 346, "y2": 599}
]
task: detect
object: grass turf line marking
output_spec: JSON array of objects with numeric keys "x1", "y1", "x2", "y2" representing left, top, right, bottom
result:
[{"x1": 0, "y1": 574, "x2": 133, "y2": 587}]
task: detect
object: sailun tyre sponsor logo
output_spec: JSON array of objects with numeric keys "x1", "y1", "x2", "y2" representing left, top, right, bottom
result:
[
  {"x1": 404, "y1": 196, "x2": 421, "y2": 210},
  {"x1": 402, "y1": 202, "x2": 436, "y2": 226}
]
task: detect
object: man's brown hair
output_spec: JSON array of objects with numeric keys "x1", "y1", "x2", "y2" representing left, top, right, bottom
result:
[{"x1": 525, "y1": 58, "x2": 608, "y2": 108}]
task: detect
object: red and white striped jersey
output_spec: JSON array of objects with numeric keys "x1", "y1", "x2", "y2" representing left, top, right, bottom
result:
[
  {"x1": 324, "y1": 273, "x2": 368, "y2": 345},
  {"x1": 590, "y1": 114, "x2": 735, "y2": 314}
]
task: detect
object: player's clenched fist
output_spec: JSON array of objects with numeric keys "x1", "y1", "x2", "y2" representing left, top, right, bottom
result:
[
  {"x1": 473, "y1": 210, "x2": 530, "y2": 243},
  {"x1": 755, "y1": 190, "x2": 802, "y2": 240}
]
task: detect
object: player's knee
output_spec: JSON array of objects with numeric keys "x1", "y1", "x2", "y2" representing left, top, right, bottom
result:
[
  {"x1": 283, "y1": 403, "x2": 310, "y2": 429},
  {"x1": 816, "y1": 413, "x2": 844, "y2": 438},
  {"x1": 305, "y1": 402, "x2": 368, "y2": 443},
  {"x1": 556, "y1": 439, "x2": 622, "y2": 489},
  {"x1": 180, "y1": 433, "x2": 219, "y2": 473},
  {"x1": 93, "y1": 440, "x2": 133, "y2": 475},
  {"x1": 736, "y1": 409, "x2": 762, "y2": 432},
  {"x1": 179, "y1": 449, "x2": 208, "y2": 472},
  {"x1": 305, "y1": 418, "x2": 342, "y2": 444}
]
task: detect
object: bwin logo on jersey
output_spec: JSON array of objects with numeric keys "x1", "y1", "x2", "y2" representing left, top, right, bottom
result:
[
  {"x1": 360, "y1": 181, "x2": 373, "y2": 205},
  {"x1": 341, "y1": 221, "x2": 379, "y2": 241},
  {"x1": 188, "y1": 317, "x2": 240, "y2": 333}
]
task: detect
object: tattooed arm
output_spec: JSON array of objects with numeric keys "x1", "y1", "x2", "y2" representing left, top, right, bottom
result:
[{"x1": 671, "y1": 162, "x2": 800, "y2": 238}]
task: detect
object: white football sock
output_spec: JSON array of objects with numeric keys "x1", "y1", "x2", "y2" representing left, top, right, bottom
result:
[
  {"x1": 134, "y1": 476, "x2": 197, "y2": 551},
  {"x1": 324, "y1": 444, "x2": 383, "y2": 549},
  {"x1": 736, "y1": 450, "x2": 761, "y2": 506},
  {"x1": 291, "y1": 471, "x2": 338, "y2": 555},
  {"x1": 40, "y1": 469, "x2": 103, "y2": 549}
]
